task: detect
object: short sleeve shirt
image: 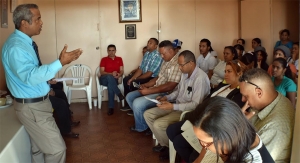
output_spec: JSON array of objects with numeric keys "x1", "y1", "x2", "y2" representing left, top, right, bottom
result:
[
  {"x1": 196, "y1": 52, "x2": 217, "y2": 74},
  {"x1": 140, "y1": 50, "x2": 162, "y2": 77},
  {"x1": 271, "y1": 76, "x2": 297, "y2": 96},
  {"x1": 155, "y1": 53, "x2": 182, "y2": 86},
  {"x1": 100, "y1": 56, "x2": 123, "y2": 73}
]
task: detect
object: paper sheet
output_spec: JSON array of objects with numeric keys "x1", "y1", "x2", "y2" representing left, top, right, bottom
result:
[{"x1": 144, "y1": 96, "x2": 161, "y2": 104}]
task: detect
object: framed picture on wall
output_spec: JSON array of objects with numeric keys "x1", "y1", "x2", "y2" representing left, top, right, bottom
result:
[
  {"x1": 125, "y1": 24, "x2": 136, "y2": 39},
  {"x1": 119, "y1": 0, "x2": 142, "y2": 23}
]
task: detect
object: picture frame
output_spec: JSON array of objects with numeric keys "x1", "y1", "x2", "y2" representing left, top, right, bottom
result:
[
  {"x1": 119, "y1": 0, "x2": 142, "y2": 23},
  {"x1": 10, "y1": 0, "x2": 17, "y2": 13},
  {"x1": 125, "y1": 24, "x2": 136, "y2": 39}
]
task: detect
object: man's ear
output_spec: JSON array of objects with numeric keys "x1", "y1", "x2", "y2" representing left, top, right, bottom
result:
[
  {"x1": 255, "y1": 88, "x2": 263, "y2": 98},
  {"x1": 21, "y1": 20, "x2": 28, "y2": 28}
]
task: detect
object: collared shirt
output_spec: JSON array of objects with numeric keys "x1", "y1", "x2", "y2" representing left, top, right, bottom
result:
[
  {"x1": 196, "y1": 52, "x2": 217, "y2": 74},
  {"x1": 250, "y1": 93, "x2": 295, "y2": 162},
  {"x1": 155, "y1": 53, "x2": 182, "y2": 87},
  {"x1": 100, "y1": 56, "x2": 123, "y2": 73},
  {"x1": 140, "y1": 49, "x2": 162, "y2": 77},
  {"x1": 210, "y1": 61, "x2": 226, "y2": 85},
  {"x1": 166, "y1": 67, "x2": 210, "y2": 111},
  {"x1": 2, "y1": 29, "x2": 62, "y2": 98}
]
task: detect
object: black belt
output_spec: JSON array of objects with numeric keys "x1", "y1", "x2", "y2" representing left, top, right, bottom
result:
[{"x1": 15, "y1": 94, "x2": 48, "y2": 104}]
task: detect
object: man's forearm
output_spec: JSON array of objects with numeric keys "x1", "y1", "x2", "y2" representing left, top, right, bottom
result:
[{"x1": 137, "y1": 71, "x2": 153, "y2": 80}]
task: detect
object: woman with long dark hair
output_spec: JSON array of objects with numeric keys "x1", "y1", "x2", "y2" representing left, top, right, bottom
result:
[
  {"x1": 271, "y1": 57, "x2": 297, "y2": 107},
  {"x1": 190, "y1": 97, "x2": 274, "y2": 162}
]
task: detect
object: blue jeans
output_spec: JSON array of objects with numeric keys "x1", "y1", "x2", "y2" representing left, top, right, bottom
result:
[
  {"x1": 99, "y1": 75, "x2": 121, "y2": 109},
  {"x1": 126, "y1": 90, "x2": 160, "y2": 131}
]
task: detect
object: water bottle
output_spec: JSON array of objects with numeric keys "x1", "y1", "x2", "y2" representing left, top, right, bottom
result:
[{"x1": 6, "y1": 95, "x2": 13, "y2": 105}]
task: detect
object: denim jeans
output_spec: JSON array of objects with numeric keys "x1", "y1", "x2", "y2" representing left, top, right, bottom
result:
[
  {"x1": 99, "y1": 75, "x2": 121, "y2": 109},
  {"x1": 126, "y1": 90, "x2": 160, "y2": 131}
]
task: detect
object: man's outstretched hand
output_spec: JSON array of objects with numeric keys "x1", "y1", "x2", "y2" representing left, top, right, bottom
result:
[{"x1": 59, "y1": 44, "x2": 83, "y2": 66}]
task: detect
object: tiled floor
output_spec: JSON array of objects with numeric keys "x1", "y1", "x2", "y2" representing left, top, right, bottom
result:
[{"x1": 65, "y1": 101, "x2": 169, "y2": 163}]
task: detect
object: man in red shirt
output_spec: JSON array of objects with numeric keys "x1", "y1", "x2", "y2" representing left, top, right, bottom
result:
[{"x1": 99, "y1": 44, "x2": 124, "y2": 115}]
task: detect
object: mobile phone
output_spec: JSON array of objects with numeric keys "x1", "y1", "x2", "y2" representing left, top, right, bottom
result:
[{"x1": 133, "y1": 82, "x2": 140, "y2": 89}]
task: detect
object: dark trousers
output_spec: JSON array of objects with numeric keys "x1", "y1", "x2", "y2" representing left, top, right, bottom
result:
[
  {"x1": 123, "y1": 74, "x2": 154, "y2": 97},
  {"x1": 99, "y1": 75, "x2": 121, "y2": 109},
  {"x1": 167, "y1": 121, "x2": 198, "y2": 163},
  {"x1": 50, "y1": 89, "x2": 72, "y2": 134}
]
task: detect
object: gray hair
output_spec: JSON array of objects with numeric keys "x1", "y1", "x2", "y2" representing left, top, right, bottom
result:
[{"x1": 13, "y1": 4, "x2": 38, "y2": 29}]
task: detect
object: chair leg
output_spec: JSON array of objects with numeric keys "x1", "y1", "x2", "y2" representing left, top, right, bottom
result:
[
  {"x1": 169, "y1": 140, "x2": 176, "y2": 163},
  {"x1": 86, "y1": 89, "x2": 92, "y2": 110},
  {"x1": 67, "y1": 90, "x2": 71, "y2": 104},
  {"x1": 98, "y1": 88, "x2": 103, "y2": 109}
]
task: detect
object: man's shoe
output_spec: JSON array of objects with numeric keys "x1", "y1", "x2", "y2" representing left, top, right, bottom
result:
[
  {"x1": 117, "y1": 93, "x2": 125, "y2": 101},
  {"x1": 153, "y1": 144, "x2": 167, "y2": 152},
  {"x1": 145, "y1": 128, "x2": 152, "y2": 136},
  {"x1": 159, "y1": 147, "x2": 170, "y2": 160},
  {"x1": 120, "y1": 106, "x2": 131, "y2": 111},
  {"x1": 127, "y1": 110, "x2": 134, "y2": 116},
  {"x1": 130, "y1": 126, "x2": 140, "y2": 132},
  {"x1": 107, "y1": 108, "x2": 114, "y2": 115},
  {"x1": 71, "y1": 121, "x2": 80, "y2": 127},
  {"x1": 130, "y1": 126, "x2": 150, "y2": 133},
  {"x1": 63, "y1": 132, "x2": 79, "y2": 138}
]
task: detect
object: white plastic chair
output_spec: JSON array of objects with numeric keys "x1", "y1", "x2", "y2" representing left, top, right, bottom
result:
[
  {"x1": 62, "y1": 64, "x2": 92, "y2": 110},
  {"x1": 95, "y1": 66, "x2": 125, "y2": 109}
]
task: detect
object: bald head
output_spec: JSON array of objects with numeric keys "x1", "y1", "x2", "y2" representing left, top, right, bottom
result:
[{"x1": 239, "y1": 68, "x2": 277, "y2": 110}]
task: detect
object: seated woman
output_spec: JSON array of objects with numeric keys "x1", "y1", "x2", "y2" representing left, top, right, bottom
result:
[
  {"x1": 254, "y1": 46, "x2": 269, "y2": 71},
  {"x1": 210, "y1": 46, "x2": 238, "y2": 88},
  {"x1": 272, "y1": 58, "x2": 297, "y2": 107},
  {"x1": 250, "y1": 38, "x2": 262, "y2": 52},
  {"x1": 268, "y1": 45, "x2": 297, "y2": 83},
  {"x1": 190, "y1": 97, "x2": 274, "y2": 163},
  {"x1": 274, "y1": 29, "x2": 293, "y2": 49},
  {"x1": 234, "y1": 44, "x2": 244, "y2": 60},
  {"x1": 240, "y1": 52, "x2": 256, "y2": 69},
  {"x1": 167, "y1": 60, "x2": 248, "y2": 162},
  {"x1": 237, "y1": 38, "x2": 245, "y2": 46}
]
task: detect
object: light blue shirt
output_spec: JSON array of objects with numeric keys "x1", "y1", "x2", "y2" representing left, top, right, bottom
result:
[{"x1": 2, "y1": 29, "x2": 62, "y2": 98}]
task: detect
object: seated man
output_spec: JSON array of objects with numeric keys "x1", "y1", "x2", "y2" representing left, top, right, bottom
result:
[
  {"x1": 196, "y1": 39, "x2": 217, "y2": 79},
  {"x1": 48, "y1": 80, "x2": 80, "y2": 138},
  {"x1": 126, "y1": 40, "x2": 182, "y2": 133},
  {"x1": 99, "y1": 44, "x2": 124, "y2": 115},
  {"x1": 239, "y1": 68, "x2": 294, "y2": 162},
  {"x1": 122, "y1": 38, "x2": 163, "y2": 113},
  {"x1": 144, "y1": 50, "x2": 210, "y2": 160}
]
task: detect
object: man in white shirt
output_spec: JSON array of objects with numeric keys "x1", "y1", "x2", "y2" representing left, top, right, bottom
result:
[{"x1": 196, "y1": 39, "x2": 217, "y2": 79}]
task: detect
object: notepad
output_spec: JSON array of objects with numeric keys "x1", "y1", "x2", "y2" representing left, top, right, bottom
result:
[{"x1": 144, "y1": 96, "x2": 161, "y2": 104}]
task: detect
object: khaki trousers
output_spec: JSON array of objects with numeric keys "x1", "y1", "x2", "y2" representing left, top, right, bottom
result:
[
  {"x1": 14, "y1": 98, "x2": 66, "y2": 163},
  {"x1": 144, "y1": 107, "x2": 182, "y2": 147}
]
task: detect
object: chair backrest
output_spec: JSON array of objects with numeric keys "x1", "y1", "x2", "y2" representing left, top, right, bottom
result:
[{"x1": 64, "y1": 64, "x2": 92, "y2": 86}]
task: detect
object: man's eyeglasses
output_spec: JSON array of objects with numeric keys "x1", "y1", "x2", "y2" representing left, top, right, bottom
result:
[
  {"x1": 199, "y1": 140, "x2": 213, "y2": 150},
  {"x1": 178, "y1": 61, "x2": 190, "y2": 67},
  {"x1": 239, "y1": 75, "x2": 261, "y2": 90}
]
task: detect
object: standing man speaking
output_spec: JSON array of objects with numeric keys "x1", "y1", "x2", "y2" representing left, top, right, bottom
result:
[{"x1": 2, "y1": 4, "x2": 82, "y2": 163}]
